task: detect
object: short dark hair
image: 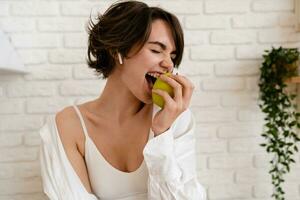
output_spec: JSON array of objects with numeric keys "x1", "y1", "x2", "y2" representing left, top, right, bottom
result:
[{"x1": 86, "y1": 0, "x2": 184, "y2": 79}]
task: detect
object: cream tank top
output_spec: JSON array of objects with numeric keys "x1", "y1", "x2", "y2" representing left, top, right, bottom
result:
[{"x1": 72, "y1": 104, "x2": 153, "y2": 200}]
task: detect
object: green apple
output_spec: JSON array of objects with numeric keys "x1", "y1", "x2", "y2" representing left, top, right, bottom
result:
[{"x1": 152, "y1": 72, "x2": 174, "y2": 108}]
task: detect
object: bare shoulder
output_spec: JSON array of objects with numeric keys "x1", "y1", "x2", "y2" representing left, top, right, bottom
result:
[
  {"x1": 55, "y1": 106, "x2": 82, "y2": 146},
  {"x1": 54, "y1": 105, "x2": 93, "y2": 193}
]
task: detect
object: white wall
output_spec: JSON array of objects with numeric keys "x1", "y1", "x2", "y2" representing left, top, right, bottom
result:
[{"x1": 0, "y1": 0, "x2": 300, "y2": 199}]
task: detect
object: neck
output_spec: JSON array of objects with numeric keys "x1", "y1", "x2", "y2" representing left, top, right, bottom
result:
[{"x1": 94, "y1": 74, "x2": 151, "y2": 125}]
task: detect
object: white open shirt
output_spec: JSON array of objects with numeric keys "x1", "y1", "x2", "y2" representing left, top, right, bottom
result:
[{"x1": 39, "y1": 105, "x2": 207, "y2": 200}]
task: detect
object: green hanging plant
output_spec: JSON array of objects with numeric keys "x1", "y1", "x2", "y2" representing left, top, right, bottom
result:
[{"x1": 258, "y1": 46, "x2": 300, "y2": 200}]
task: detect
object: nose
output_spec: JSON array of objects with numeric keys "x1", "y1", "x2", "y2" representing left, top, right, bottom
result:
[{"x1": 160, "y1": 53, "x2": 174, "y2": 73}]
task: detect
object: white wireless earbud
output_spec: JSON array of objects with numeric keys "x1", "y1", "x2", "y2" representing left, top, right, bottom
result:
[{"x1": 118, "y1": 52, "x2": 123, "y2": 65}]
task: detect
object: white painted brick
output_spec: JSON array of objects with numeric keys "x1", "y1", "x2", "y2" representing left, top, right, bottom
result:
[
  {"x1": 284, "y1": 184, "x2": 300, "y2": 199},
  {"x1": 208, "y1": 154, "x2": 253, "y2": 169},
  {"x1": 0, "y1": 115, "x2": 43, "y2": 131},
  {"x1": 184, "y1": 30, "x2": 205, "y2": 45},
  {"x1": 179, "y1": 61, "x2": 213, "y2": 76},
  {"x1": 11, "y1": 2, "x2": 59, "y2": 16},
  {"x1": 10, "y1": 33, "x2": 61, "y2": 48},
  {"x1": 285, "y1": 169, "x2": 300, "y2": 181},
  {"x1": 191, "y1": 46, "x2": 234, "y2": 60},
  {"x1": 0, "y1": 87, "x2": 3, "y2": 97},
  {"x1": 209, "y1": 184, "x2": 252, "y2": 199},
  {"x1": 24, "y1": 65, "x2": 72, "y2": 81},
  {"x1": 26, "y1": 98, "x2": 73, "y2": 114},
  {"x1": 158, "y1": 1, "x2": 203, "y2": 14},
  {"x1": 73, "y1": 64, "x2": 99, "y2": 80},
  {"x1": 180, "y1": 47, "x2": 190, "y2": 63},
  {"x1": 252, "y1": 0, "x2": 294, "y2": 12},
  {"x1": 253, "y1": 153, "x2": 273, "y2": 168},
  {"x1": 183, "y1": 76, "x2": 200, "y2": 92},
  {"x1": 38, "y1": 18, "x2": 86, "y2": 32},
  {"x1": 238, "y1": 107, "x2": 265, "y2": 121},
  {"x1": 7, "y1": 83, "x2": 56, "y2": 97},
  {"x1": 74, "y1": 97, "x2": 99, "y2": 105},
  {"x1": 0, "y1": 18, "x2": 35, "y2": 32},
  {"x1": 210, "y1": 30, "x2": 257, "y2": 45},
  {"x1": 236, "y1": 169, "x2": 269, "y2": 183},
  {"x1": 185, "y1": 15, "x2": 230, "y2": 29},
  {"x1": 236, "y1": 45, "x2": 272, "y2": 59},
  {"x1": 48, "y1": 49, "x2": 86, "y2": 64},
  {"x1": 192, "y1": 108, "x2": 236, "y2": 123},
  {"x1": 196, "y1": 155, "x2": 207, "y2": 170},
  {"x1": 246, "y1": 77, "x2": 260, "y2": 91},
  {"x1": 253, "y1": 183, "x2": 273, "y2": 198},
  {"x1": 198, "y1": 169, "x2": 234, "y2": 185},
  {"x1": 0, "y1": 162, "x2": 40, "y2": 179},
  {"x1": 196, "y1": 138, "x2": 227, "y2": 154},
  {"x1": 0, "y1": 3, "x2": 9, "y2": 16},
  {"x1": 215, "y1": 60, "x2": 260, "y2": 76},
  {"x1": 195, "y1": 124, "x2": 217, "y2": 138},
  {"x1": 179, "y1": 75, "x2": 197, "y2": 88},
  {"x1": 229, "y1": 137, "x2": 265, "y2": 153},
  {"x1": 0, "y1": 133, "x2": 22, "y2": 147},
  {"x1": 232, "y1": 14, "x2": 278, "y2": 28},
  {"x1": 0, "y1": 147, "x2": 38, "y2": 162},
  {"x1": 202, "y1": 77, "x2": 245, "y2": 91},
  {"x1": 191, "y1": 92, "x2": 219, "y2": 107},
  {"x1": 0, "y1": 177, "x2": 42, "y2": 194},
  {"x1": 258, "y1": 29, "x2": 300, "y2": 43},
  {"x1": 14, "y1": 162, "x2": 40, "y2": 178},
  {"x1": 64, "y1": 33, "x2": 88, "y2": 48},
  {"x1": 221, "y1": 93, "x2": 258, "y2": 107},
  {"x1": 12, "y1": 193, "x2": 48, "y2": 200},
  {"x1": 0, "y1": 74, "x2": 24, "y2": 81},
  {"x1": 205, "y1": 0, "x2": 250, "y2": 14},
  {"x1": 218, "y1": 122, "x2": 263, "y2": 138},
  {"x1": 0, "y1": 164, "x2": 14, "y2": 179},
  {"x1": 0, "y1": 196, "x2": 13, "y2": 200},
  {"x1": 23, "y1": 132, "x2": 41, "y2": 146},
  {"x1": 0, "y1": 99, "x2": 23, "y2": 114},
  {"x1": 17, "y1": 50, "x2": 48, "y2": 65},
  {"x1": 279, "y1": 13, "x2": 297, "y2": 27},
  {"x1": 254, "y1": 183, "x2": 300, "y2": 199},
  {"x1": 59, "y1": 80, "x2": 105, "y2": 96},
  {"x1": 60, "y1": 2, "x2": 109, "y2": 16}
]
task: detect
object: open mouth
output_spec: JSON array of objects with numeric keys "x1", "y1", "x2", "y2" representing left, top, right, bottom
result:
[{"x1": 145, "y1": 73, "x2": 158, "y2": 90}]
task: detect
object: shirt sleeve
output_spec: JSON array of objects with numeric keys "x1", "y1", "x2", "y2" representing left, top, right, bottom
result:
[
  {"x1": 143, "y1": 109, "x2": 207, "y2": 200},
  {"x1": 39, "y1": 116, "x2": 99, "y2": 200}
]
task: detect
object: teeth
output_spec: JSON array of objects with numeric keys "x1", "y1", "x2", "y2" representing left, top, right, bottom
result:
[{"x1": 147, "y1": 72, "x2": 160, "y2": 78}]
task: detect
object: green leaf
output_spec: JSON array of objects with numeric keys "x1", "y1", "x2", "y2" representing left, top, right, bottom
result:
[{"x1": 294, "y1": 145, "x2": 298, "y2": 152}]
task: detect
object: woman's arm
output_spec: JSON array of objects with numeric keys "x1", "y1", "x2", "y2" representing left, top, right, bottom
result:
[
  {"x1": 39, "y1": 109, "x2": 98, "y2": 200},
  {"x1": 143, "y1": 109, "x2": 207, "y2": 200},
  {"x1": 55, "y1": 109, "x2": 93, "y2": 193}
]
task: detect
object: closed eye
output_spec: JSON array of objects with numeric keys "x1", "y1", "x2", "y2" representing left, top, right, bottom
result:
[{"x1": 151, "y1": 49, "x2": 160, "y2": 53}]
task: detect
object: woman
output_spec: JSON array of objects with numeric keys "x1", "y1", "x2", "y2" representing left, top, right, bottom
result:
[{"x1": 39, "y1": 1, "x2": 207, "y2": 199}]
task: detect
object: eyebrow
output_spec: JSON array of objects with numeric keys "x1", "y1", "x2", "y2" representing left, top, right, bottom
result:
[{"x1": 148, "y1": 41, "x2": 176, "y2": 54}]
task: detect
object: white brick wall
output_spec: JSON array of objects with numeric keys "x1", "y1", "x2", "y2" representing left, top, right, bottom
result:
[{"x1": 0, "y1": 0, "x2": 300, "y2": 199}]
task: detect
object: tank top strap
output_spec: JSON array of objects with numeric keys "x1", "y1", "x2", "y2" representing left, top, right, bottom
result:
[{"x1": 72, "y1": 103, "x2": 89, "y2": 139}]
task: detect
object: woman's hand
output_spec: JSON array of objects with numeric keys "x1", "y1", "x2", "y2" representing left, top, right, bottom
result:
[{"x1": 151, "y1": 73, "x2": 195, "y2": 136}]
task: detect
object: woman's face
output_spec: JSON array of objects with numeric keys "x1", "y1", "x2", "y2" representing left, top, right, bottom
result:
[{"x1": 118, "y1": 19, "x2": 177, "y2": 105}]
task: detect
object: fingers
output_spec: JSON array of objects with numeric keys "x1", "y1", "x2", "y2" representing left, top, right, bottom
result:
[
  {"x1": 152, "y1": 88, "x2": 176, "y2": 109},
  {"x1": 159, "y1": 74, "x2": 183, "y2": 101},
  {"x1": 162, "y1": 73, "x2": 194, "y2": 109},
  {"x1": 153, "y1": 73, "x2": 194, "y2": 110}
]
